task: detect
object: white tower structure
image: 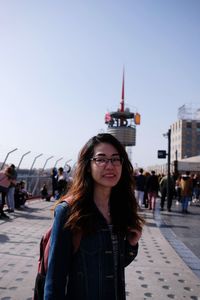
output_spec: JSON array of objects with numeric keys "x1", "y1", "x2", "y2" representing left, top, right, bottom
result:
[{"x1": 105, "y1": 71, "x2": 141, "y2": 148}]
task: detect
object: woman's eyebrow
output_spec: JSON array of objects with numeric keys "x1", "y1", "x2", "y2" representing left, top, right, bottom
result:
[{"x1": 94, "y1": 153, "x2": 120, "y2": 157}]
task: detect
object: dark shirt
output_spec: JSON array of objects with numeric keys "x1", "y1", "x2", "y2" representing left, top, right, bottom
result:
[
  {"x1": 146, "y1": 175, "x2": 159, "y2": 193},
  {"x1": 135, "y1": 174, "x2": 146, "y2": 192}
]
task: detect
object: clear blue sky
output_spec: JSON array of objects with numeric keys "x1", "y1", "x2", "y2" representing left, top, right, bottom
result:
[{"x1": 0, "y1": 0, "x2": 200, "y2": 170}]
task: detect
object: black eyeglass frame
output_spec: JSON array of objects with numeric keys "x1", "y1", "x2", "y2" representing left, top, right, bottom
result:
[{"x1": 90, "y1": 157, "x2": 124, "y2": 166}]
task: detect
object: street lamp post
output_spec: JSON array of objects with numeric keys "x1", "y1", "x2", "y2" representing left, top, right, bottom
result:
[
  {"x1": 160, "y1": 129, "x2": 171, "y2": 207},
  {"x1": 167, "y1": 129, "x2": 171, "y2": 206}
]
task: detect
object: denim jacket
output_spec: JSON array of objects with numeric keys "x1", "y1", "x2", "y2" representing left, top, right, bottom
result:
[{"x1": 44, "y1": 202, "x2": 139, "y2": 300}]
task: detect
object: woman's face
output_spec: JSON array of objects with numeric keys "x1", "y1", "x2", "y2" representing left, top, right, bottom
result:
[{"x1": 90, "y1": 143, "x2": 123, "y2": 190}]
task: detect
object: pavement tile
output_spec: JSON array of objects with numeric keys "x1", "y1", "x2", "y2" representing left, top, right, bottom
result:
[
  {"x1": 126, "y1": 211, "x2": 200, "y2": 299},
  {"x1": 0, "y1": 199, "x2": 200, "y2": 300}
]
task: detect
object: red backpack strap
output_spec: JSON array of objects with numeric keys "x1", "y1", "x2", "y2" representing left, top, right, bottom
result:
[{"x1": 38, "y1": 226, "x2": 52, "y2": 275}]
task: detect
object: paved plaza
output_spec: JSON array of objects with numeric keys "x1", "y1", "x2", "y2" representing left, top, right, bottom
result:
[{"x1": 0, "y1": 198, "x2": 200, "y2": 300}]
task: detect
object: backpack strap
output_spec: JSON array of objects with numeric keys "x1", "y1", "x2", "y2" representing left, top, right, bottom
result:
[
  {"x1": 38, "y1": 199, "x2": 82, "y2": 275},
  {"x1": 38, "y1": 226, "x2": 52, "y2": 275}
]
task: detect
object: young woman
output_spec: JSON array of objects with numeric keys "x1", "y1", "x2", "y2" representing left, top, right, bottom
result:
[{"x1": 44, "y1": 133, "x2": 144, "y2": 300}]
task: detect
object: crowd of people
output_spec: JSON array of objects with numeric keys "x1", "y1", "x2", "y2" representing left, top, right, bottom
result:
[
  {"x1": 40, "y1": 166, "x2": 72, "y2": 201},
  {"x1": 134, "y1": 168, "x2": 199, "y2": 213},
  {"x1": 0, "y1": 163, "x2": 72, "y2": 219},
  {"x1": 0, "y1": 161, "x2": 199, "y2": 219},
  {"x1": 0, "y1": 164, "x2": 32, "y2": 219}
]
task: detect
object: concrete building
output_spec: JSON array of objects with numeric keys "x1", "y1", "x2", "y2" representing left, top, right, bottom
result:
[
  {"x1": 147, "y1": 105, "x2": 200, "y2": 176},
  {"x1": 170, "y1": 104, "x2": 200, "y2": 162}
]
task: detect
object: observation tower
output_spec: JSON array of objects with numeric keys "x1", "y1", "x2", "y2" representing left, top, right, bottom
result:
[{"x1": 105, "y1": 71, "x2": 141, "y2": 147}]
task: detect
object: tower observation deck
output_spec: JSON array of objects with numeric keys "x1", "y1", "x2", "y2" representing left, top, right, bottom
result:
[{"x1": 105, "y1": 72, "x2": 140, "y2": 147}]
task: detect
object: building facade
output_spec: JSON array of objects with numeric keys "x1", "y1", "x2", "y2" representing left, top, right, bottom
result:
[{"x1": 171, "y1": 119, "x2": 200, "y2": 162}]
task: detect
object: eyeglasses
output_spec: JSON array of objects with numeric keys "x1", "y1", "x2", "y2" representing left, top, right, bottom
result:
[{"x1": 90, "y1": 157, "x2": 123, "y2": 167}]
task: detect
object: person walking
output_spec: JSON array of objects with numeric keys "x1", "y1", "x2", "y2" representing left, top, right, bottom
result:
[
  {"x1": 159, "y1": 174, "x2": 175, "y2": 212},
  {"x1": 180, "y1": 171, "x2": 193, "y2": 213},
  {"x1": 44, "y1": 133, "x2": 144, "y2": 300},
  {"x1": 146, "y1": 170, "x2": 159, "y2": 211},
  {"x1": 135, "y1": 168, "x2": 146, "y2": 208}
]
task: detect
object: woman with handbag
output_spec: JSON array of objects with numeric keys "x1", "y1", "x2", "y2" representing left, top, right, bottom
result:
[{"x1": 44, "y1": 133, "x2": 144, "y2": 300}]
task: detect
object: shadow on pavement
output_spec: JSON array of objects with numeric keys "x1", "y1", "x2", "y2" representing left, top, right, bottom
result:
[
  {"x1": 0, "y1": 234, "x2": 9, "y2": 243},
  {"x1": 13, "y1": 212, "x2": 52, "y2": 221}
]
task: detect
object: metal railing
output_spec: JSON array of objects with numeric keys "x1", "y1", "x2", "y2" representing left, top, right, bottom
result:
[{"x1": 0, "y1": 148, "x2": 72, "y2": 197}]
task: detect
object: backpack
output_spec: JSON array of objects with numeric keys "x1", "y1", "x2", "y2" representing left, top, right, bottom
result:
[{"x1": 33, "y1": 201, "x2": 81, "y2": 300}]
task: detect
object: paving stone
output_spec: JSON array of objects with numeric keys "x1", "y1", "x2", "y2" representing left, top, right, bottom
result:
[{"x1": 0, "y1": 199, "x2": 200, "y2": 299}]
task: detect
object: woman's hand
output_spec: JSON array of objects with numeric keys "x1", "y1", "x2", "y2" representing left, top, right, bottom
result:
[{"x1": 127, "y1": 228, "x2": 142, "y2": 246}]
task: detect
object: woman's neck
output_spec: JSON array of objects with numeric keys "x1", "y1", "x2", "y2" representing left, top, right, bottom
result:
[{"x1": 93, "y1": 186, "x2": 111, "y2": 223}]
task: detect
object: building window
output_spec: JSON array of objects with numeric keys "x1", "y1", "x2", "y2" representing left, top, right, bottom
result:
[
  {"x1": 185, "y1": 135, "x2": 192, "y2": 141},
  {"x1": 186, "y1": 122, "x2": 192, "y2": 128}
]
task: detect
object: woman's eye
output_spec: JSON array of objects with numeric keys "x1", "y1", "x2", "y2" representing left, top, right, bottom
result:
[{"x1": 96, "y1": 158, "x2": 105, "y2": 163}]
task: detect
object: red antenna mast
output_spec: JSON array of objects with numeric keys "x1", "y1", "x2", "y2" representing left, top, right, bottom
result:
[{"x1": 120, "y1": 69, "x2": 125, "y2": 112}]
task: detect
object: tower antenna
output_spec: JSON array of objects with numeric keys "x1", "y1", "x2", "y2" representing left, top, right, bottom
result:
[{"x1": 120, "y1": 68, "x2": 125, "y2": 113}]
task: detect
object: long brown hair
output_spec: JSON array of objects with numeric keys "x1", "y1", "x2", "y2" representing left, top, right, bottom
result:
[{"x1": 57, "y1": 133, "x2": 144, "y2": 234}]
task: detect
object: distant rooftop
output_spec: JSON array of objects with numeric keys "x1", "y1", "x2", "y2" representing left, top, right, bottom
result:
[{"x1": 178, "y1": 103, "x2": 200, "y2": 120}]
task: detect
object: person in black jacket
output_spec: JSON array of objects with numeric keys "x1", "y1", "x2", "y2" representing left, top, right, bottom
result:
[
  {"x1": 135, "y1": 168, "x2": 146, "y2": 208},
  {"x1": 146, "y1": 170, "x2": 159, "y2": 210}
]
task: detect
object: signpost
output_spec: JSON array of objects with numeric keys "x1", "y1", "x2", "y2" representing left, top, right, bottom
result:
[
  {"x1": 157, "y1": 129, "x2": 171, "y2": 210},
  {"x1": 157, "y1": 150, "x2": 167, "y2": 159}
]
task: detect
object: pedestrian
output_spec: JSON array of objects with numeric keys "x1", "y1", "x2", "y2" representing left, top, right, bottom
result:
[
  {"x1": 50, "y1": 167, "x2": 58, "y2": 198},
  {"x1": 56, "y1": 167, "x2": 68, "y2": 199},
  {"x1": 146, "y1": 170, "x2": 159, "y2": 211},
  {"x1": 0, "y1": 168, "x2": 12, "y2": 218},
  {"x1": 5, "y1": 164, "x2": 17, "y2": 213},
  {"x1": 40, "y1": 184, "x2": 51, "y2": 202},
  {"x1": 14, "y1": 181, "x2": 31, "y2": 208},
  {"x1": 44, "y1": 133, "x2": 144, "y2": 300},
  {"x1": 159, "y1": 174, "x2": 175, "y2": 212},
  {"x1": 143, "y1": 171, "x2": 150, "y2": 208},
  {"x1": 191, "y1": 173, "x2": 200, "y2": 202},
  {"x1": 180, "y1": 171, "x2": 193, "y2": 213},
  {"x1": 135, "y1": 168, "x2": 146, "y2": 208}
]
